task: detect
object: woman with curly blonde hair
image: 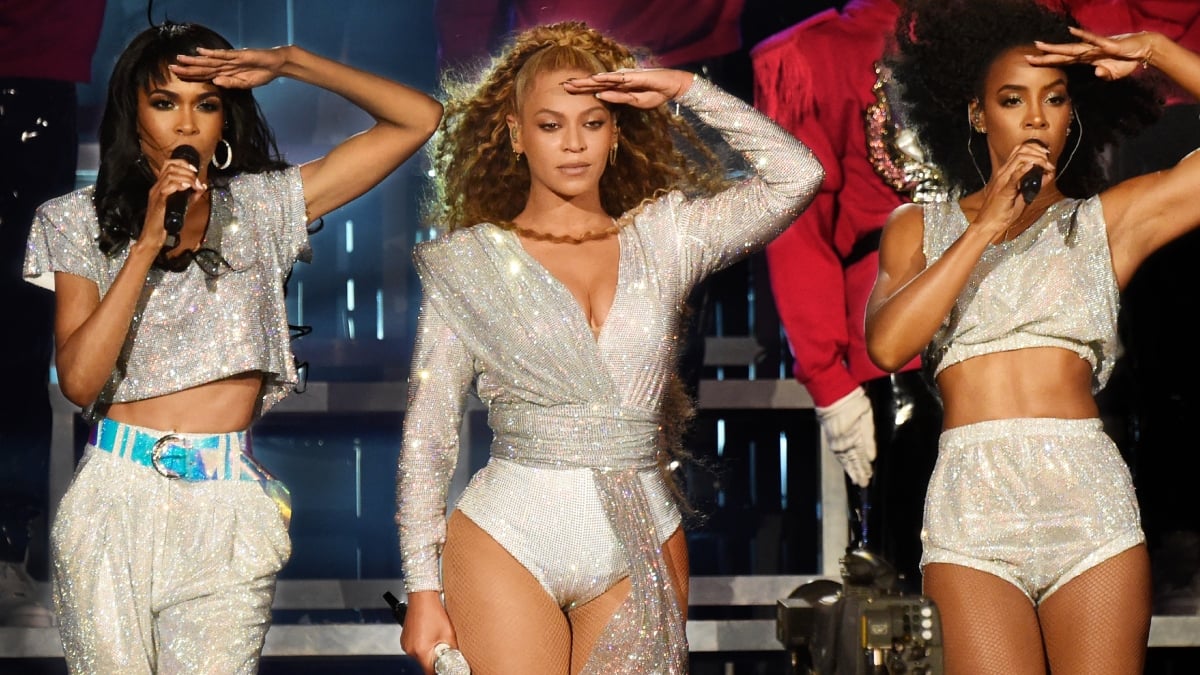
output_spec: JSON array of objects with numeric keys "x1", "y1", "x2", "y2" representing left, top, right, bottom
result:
[{"x1": 397, "y1": 21, "x2": 823, "y2": 675}]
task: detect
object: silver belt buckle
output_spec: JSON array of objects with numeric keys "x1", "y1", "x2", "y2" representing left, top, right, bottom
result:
[{"x1": 151, "y1": 434, "x2": 187, "y2": 479}]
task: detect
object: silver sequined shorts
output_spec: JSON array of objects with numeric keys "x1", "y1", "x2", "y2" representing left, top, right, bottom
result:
[
  {"x1": 921, "y1": 417, "x2": 1143, "y2": 604},
  {"x1": 454, "y1": 458, "x2": 681, "y2": 609}
]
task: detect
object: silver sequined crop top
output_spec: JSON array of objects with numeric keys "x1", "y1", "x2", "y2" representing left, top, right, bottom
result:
[
  {"x1": 922, "y1": 195, "x2": 1120, "y2": 391},
  {"x1": 24, "y1": 166, "x2": 310, "y2": 420}
]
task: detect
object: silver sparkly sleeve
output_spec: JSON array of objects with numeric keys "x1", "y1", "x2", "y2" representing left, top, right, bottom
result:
[
  {"x1": 396, "y1": 295, "x2": 475, "y2": 593},
  {"x1": 671, "y1": 76, "x2": 824, "y2": 279},
  {"x1": 24, "y1": 190, "x2": 104, "y2": 287}
]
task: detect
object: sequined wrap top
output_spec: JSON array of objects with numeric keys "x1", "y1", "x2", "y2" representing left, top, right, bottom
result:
[
  {"x1": 922, "y1": 195, "x2": 1120, "y2": 391},
  {"x1": 24, "y1": 166, "x2": 310, "y2": 420},
  {"x1": 396, "y1": 77, "x2": 822, "y2": 673}
]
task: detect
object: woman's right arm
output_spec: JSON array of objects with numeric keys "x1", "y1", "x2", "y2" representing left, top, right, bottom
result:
[
  {"x1": 865, "y1": 144, "x2": 1055, "y2": 371},
  {"x1": 864, "y1": 204, "x2": 976, "y2": 371},
  {"x1": 396, "y1": 294, "x2": 474, "y2": 674},
  {"x1": 54, "y1": 157, "x2": 204, "y2": 406}
]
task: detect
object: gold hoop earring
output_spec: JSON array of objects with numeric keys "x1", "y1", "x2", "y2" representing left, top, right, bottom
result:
[
  {"x1": 609, "y1": 142, "x2": 618, "y2": 166},
  {"x1": 211, "y1": 138, "x2": 233, "y2": 170}
]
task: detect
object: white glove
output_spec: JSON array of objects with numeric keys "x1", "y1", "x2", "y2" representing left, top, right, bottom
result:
[{"x1": 815, "y1": 387, "x2": 877, "y2": 488}]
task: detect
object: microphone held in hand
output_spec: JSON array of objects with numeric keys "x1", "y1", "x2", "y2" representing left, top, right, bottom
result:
[
  {"x1": 383, "y1": 591, "x2": 472, "y2": 674},
  {"x1": 432, "y1": 643, "x2": 471, "y2": 675},
  {"x1": 163, "y1": 144, "x2": 200, "y2": 248},
  {"x1": 1018, "y1": 165, "x2": 1043, "y2": 205}
]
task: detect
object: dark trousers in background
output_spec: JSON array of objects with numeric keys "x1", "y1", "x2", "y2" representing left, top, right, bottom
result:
[
  {"x1": 0, "y1": 78, "x2": 78, "y2": 578},
  {"x1": 854, "y1": 371, "x2": 942, "y2": 593}
]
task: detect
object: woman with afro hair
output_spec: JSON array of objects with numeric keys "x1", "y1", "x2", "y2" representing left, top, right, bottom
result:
[
  {"x1": 396, "y1": 20, "x2": 823, "y2": 675},
  {"x1": 866, "y1": 0, "x2": 1200, "y2": 672}
]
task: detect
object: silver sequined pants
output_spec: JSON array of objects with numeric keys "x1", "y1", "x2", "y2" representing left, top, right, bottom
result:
[
  {"x1": 921, "y1": 417, "x2": 1143, "y2": 604},
  {"x1": 51, "y1": 443, "x2": 291, "y2": 674}
]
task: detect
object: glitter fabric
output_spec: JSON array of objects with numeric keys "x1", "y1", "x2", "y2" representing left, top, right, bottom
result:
[
  {"x1": 88, "y1": 418, "x2": 293, "y2": 525},
  {"x1": 921, "y1": 195, "x2": 1120, "y2": 391},
  {"x1": 23, "y1": 166, "x2": 311, "y2": 421},
  {"x1": 397, "y1": 76, "x2": 822, "y2": 673},
  {"x1": 921, "y1": 417, "x2": 1143, "y2": 604},
  {"x1": 52, "y1": 439, "x2": 291, "y2": 674}
]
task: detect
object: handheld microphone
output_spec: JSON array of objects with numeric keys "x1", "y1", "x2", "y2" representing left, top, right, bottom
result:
[
  {"x1": 383, "y1": 591, "x2": 407, "y2": 625},
  {"x1": 1018, "y1": 165, "x2": 1043, "y2": 205},
  {"x1": 163, "y1": 145, "x2": 200, "y2": 247},
  {"x1": 383, "y1": 591, "x2": 472, "y2": 674}
]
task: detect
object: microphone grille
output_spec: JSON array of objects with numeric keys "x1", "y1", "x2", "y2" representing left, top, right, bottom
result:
[{"x1": 170, "y1": 144, "x2": 201, "y2": 167}]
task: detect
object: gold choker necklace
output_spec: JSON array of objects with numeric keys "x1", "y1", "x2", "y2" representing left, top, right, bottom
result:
[{"x1": 500, "y1": 217, "x2": 623, "y2": 244}]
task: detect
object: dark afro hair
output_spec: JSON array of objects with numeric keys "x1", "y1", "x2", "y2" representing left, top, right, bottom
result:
[{"x1": 887, "y1": 0, "x2": 1160, "y2": 196}]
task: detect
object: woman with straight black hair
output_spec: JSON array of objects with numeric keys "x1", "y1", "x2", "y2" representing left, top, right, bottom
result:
[{"x1": 24, "y1": 21, "x2": 441, "y2": 673}]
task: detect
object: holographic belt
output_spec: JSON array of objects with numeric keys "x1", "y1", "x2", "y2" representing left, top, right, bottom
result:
[{"x1": 89, "y1": 418, "x2": 292, "y2": 525}]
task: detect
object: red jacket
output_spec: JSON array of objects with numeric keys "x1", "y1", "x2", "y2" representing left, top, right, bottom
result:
[
  {"x1": 0, "y1": 0, "x2": 105, "y2": 82},
  {"x1": 435, "y1": 0, "x2": 745, "y2": 69},
  {"x1": 751, "y1": 0, "x2": 911, "y2": 407}
]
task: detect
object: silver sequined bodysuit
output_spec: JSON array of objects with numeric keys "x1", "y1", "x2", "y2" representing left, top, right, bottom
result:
[
  {"x1": 24, "y1": 167, "x2": 310, "y2": 420},
  {"x1": 397, "y1": 77, "x2": 823, "y2": 674},
  {"x1": 922, "y1": 195, "x2": 1120, "y2": 391}
]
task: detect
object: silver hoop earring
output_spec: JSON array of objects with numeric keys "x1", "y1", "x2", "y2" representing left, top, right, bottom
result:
[{"x1": 211, "y1": 138, "x2": 233, "y2": 170}]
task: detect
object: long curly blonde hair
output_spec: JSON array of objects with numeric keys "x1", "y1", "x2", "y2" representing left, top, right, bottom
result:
[
  {"x1": 427, "y1": 22, "x2": 723, "y2": 513},
  {"x1": 425, "y1": 21, "x2": 725, "y2": 231}
]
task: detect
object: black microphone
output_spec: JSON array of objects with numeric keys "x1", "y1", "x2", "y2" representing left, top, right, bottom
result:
[
  {"x1": 382, "y1": 591, "x2": 407, "y2": 625},
  {"x1": 1018, "y1": 165, "x2": 1043, "y2": 205},
  {"x1": 163, "y1": 144, "x2": 200, "y2": 247}
]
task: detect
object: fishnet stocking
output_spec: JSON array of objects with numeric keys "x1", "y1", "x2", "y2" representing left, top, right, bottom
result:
[
  {"x1": 925, "y1": 544, "x2": 1152, "y2": 675},
  {"x1": 1039, "y1": 545, "x2": 1151, "y2": 675},
  {"x1": 566, "y1": 529, "x2": 689, "y2": 674},
  {"x1": 442, "y1": 511, "x2": 571, "y2": 674},
  {"x1": 441, "y1": 511, "x2": 690, "y2": 675},
  {"x1": 924, "y1": 563, "x2": 1047, "y2": 674}
]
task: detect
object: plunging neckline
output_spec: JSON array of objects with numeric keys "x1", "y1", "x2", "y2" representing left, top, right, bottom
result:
[{"x1": 500, "y1": 224, "x2": 626, "y2": 345}]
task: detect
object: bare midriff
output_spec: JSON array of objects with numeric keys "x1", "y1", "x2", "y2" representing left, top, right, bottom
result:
[
  {"x1": 937, "y1": 347, "x2": 1098, "y2": 429},
  {"x1": 104, "y1": 371, "x2": 263, "y2": 433}
]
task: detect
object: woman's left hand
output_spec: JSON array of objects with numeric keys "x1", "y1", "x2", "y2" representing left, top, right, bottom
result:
[
  {"x1": 1028, "y1": 26, "x2": 1158, "y2": 81},
  {"x1": 170, "y1": 46, "x2": 289, "y2": 89},
  {"x1": 562, "y1": 68, "x2": 695, "y2": 109}
]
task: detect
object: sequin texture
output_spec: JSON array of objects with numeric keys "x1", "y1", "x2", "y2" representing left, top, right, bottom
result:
[
  {"x1": 396, "y1": 77, "x2": 823, "y2": 672},
  {"x1": 922, "y1": 195, "x2": 1120, "y2": 391},
  {"x1": 51, "y1": 442, "x2": 291, "y2": 673},
  {"x1": 921, "y1": 417, "x2": 1143, "y2": 603},
  {"x1": 24, "y1": 167, "x2": 311, "y2": 420}
]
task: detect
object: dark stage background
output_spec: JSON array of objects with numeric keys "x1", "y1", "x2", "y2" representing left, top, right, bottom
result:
[{"x1": 9, "y1": 1, "x2": 1199, "y2": 673}]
